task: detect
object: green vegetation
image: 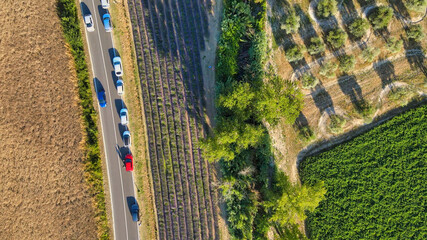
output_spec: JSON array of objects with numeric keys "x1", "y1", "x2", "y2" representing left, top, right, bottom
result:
[
  {"x1": 204, "y1": 1, "x2": 324, "y2": 239},
  {"x1": 386, "y1": 37, "x2": 404, "y2": 53},
  {"x1": 405, "y1": 0, "x2": 427, "y2": 12},
  {"x1": 319, "y1": 61, "x2": 338, "y2": 78},
  {"x1": 300, "y1": 104, "x2": 427, "y2": 239},
  {"x1": 339, "y1": 55, "x2": 356, "y2": 72},
  {"x1": 326, "y1": 28, "x2": 348, "y2": 49},
  {"x1": 316, "y1": 0, "x2": 338, "y2": 18},
  {"x1": 328, "y1": 114, "x2": 346, "y2": 133},
  {"x1": 285, "y1": 45, "x2": 304, "y2": 62},
  {"x1": 301, "y1": 73, "x2": 319, "y2": 89},
  {"x1": 348, "y1": 18, "x2": 370, "y2": 39},
  {"x1": 281, "y1": 9, "x2": 300, "y2": 34},
  {"x1": 307, "y1": 37, "x2": 325, "y2": 55},
  {"x1": 368, "y1": 6, "x2": 394, "y2": 30},
  {"x1": 354, "y1": 100, "x2": 375, "y2": 122},
  {"x1": 407, "y1": 24, "x2": 425, "y2": 42},
  {"x1": 56, "y1": 0, "x2": 109, "y2": 239},
  {"x1": 361, "y1": 47, "x2": 381, "y2": 62}
]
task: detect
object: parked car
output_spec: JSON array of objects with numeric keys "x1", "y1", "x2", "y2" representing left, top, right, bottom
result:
[
  {"x1": 113, "y1": 56, "x2": 123, "y2": 76},
  {"x1": 101, "y1": 0, "x2": 110, "y2": 9},
  {"x1": 97, "y1": 90, "x2": 106, "y2": 108},
  {"x1": 120, "y1": 108, "x2": 128, "y2": 125},
  {"x1": 123, "y1": 131, "x2": 131, "y2": 147},
  {"x1": 131, "y1": 203, "x2": 139, "y2": 222},
  {"x1": 102, "y1": 13, "x2": 112, "y2": 32},
  {"x1": 84, "y1": 14, "x2": 94, "y2": 32},
  {"x1": 124, "y1": 154, "x2": 133, "y2": 171},
  {"x1": 116, "y1": 78, "x2": 124, "y2": 96}
]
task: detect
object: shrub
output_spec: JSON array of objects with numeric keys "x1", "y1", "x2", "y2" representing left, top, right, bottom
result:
[
  {"x1": 328, "y1": 114, "x2": 346, "y2": 133},
  {"x1": 368, "y1": 6, "x2": 393, "y2": 30},
  {"x1": 326, "y1": 28, "x2": 348, "y2": 49},
  {"x1": 386, "y1": 37, "x2": 403, "y2": 53},
  {"x1": 405, "y1": 0, "x2": 427, "y2": 12},
  {"x1": 301, "y1": 73, "x2": 319, "y2": 89},
  {"x1": 285, "y1": 45, "x2": 304, "y2": 62},
  {"x1": 354, "y1": 100, "x2": 375, "y2": 122},
  {"x1": 319, "y1": 61, "x2": 338, "y2": 78},
  {"x1": 281, "y1": 9, "x2": 301, "y2": 34},
  {"x1": 407, "y1": 25, "x2": 425, "y2": 42},
  {"x1": 339, "y1": 55, "x2": 356, "y2": 72},
  {"x1": 307, "y1": 37, "x2": 326, "y2": 55},
  {"x1": 361, "y1": 47, "x2": 381, "y2": 62},
  {"x1": 316, "y1": 0, "x2": 338, "y2": 18},
  {"x1": 348, "y1": 18, "x2": 370, "y2": 38}
]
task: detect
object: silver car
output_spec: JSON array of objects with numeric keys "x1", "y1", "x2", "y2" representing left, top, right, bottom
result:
[
  {"x1": 101, "y1": 0, "x2": 110, "y2": 9},
  {"x1": 84, "y1": 14, "x2": 95, "y2": 32}
]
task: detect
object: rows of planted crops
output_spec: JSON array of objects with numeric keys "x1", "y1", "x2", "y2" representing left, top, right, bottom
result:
[{"x1": 127, "y1": 0, "x2": 218, "y2": 239}]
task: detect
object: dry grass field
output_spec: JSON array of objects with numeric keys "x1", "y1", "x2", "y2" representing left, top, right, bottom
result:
[{"x1": 0, "y1": 1, "x2": 99, "y2": 239}]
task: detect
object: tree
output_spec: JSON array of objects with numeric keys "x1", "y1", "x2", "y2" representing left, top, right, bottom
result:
[
  {"x1": 257, "y1": 76, "x2": 304, "y2": 125},
  {"x1": 281, "y1": 9, "x2": 300, "y2": 34},
  {"x1": 368, "y1": 6, "x2": 393, "y2": 30},
  {"x1": 301, "y1": 73, "x2": 319, "y2": 89},
  {"x1": 386, "y1": 37, "x2": 403, "y2": 53},
  {"x1": 218, "y1": 82, "x2": 255, "y2": 120},
  {"x1": 348, "y1": 18, "x2": 370, "y2": 39},
  {"x1": 316, "y1": 0, "x2": 338, "y2": 18},
  {"x1": 339, "y1": 55, "x2": 356, "y2": 72},
  {"x1": 407, "y1": 25, "x2": 425, "y2": 42},
  {"x1": 326, "y1": 28, "x2": 348, "y2": 48},
  {"x1": 405, "y1": 0, "x2": 427, "y2": 12},
  {"x1": 329, "y1": 114, "x2": 346, "y2": 133},
  {"x1": 285, "y1": 45, "x2": 304, "y2": 62},
  {"x1": 361, "y1": 47, "x2": 381, "y2": 62},
  {"x1": 307, "y1": 37, "x2": 325, "y2": 55},
  {"x1": 319, "y1": 61, "x2": 338, "y2": 78}
]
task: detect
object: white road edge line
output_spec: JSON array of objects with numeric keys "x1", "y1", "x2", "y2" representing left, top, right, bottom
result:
[
  {"x1": 79, "y1": 1, "x2": 116, "y2": 239},
  {"x1": 109, "y1": 18, "x2": 140, "y2": 240},
  {"x1": 90, "y1": 1, "x2": 130, "y2": 239}
]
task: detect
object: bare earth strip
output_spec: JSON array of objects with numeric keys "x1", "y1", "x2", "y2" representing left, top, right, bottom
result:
[{"x1": 0, "y1": 1, "x2": 98, "y2": 239}]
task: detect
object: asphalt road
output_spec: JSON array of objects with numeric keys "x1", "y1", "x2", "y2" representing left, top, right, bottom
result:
[{"x1": 79, "y1": 1, "x2": 139, "y2": 239}]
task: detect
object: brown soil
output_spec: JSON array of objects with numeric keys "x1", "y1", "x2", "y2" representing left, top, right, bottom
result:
[
  {"x1": 109, "y1": 1, "x2": 157, "y2": 239},
  {"x1": 0, "y1": 1, "x2": 99, "y2": 239}
]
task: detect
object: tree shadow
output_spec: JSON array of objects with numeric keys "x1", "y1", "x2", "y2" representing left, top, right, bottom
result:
[
  {"x1": 311, "y1": 84, "x2": 335, "y2": 114},
  {"x1": 338, "y1": 75, "x2": 365, "y2": 107},
  {"x1": 402, "y1": 35, "x2": 427, "y2": 77},
  {"x1": 373, "y1": 59, "x2": 396, "y2": 88},
  {"x1": 339, "y1": 0, "x2": 358, "y2": 25},
  {"x1": 388, "y1": 0, "x2": 410, "y2": 27}
]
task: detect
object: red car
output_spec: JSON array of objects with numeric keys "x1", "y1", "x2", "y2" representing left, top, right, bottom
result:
[{"x1": 125, "y1": 154, "x2": 133, "y2": 171}]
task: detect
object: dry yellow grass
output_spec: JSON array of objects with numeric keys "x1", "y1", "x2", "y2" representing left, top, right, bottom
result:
[{"x1": 0, "y1": 1, "x2": 98, "y2": 239}]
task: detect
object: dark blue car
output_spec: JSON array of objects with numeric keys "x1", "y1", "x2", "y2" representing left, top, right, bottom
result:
[{"x1": 98, "y1": 90, "x2": 106, "y2": 108}]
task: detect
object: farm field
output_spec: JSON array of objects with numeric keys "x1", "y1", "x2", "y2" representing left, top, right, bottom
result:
[
  {"x1": 0, "y1": 0, "x2": 99, "y2": 239},
  {"x1": 127, "y1": 0, "x2": 219, "y2": 239},
  {"x1": 265, "y1": 0, "x2": 427, "y2": 182},
  {"x1": 299, "y1": 104, "x2": 427, "y2": 239}
]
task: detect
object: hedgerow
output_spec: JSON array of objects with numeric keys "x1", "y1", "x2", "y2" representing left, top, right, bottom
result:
[
  {"x1": 300, "y1": 104, "x2": 427, "y2": 239},
  {"x1": 57, "y1": 0, "x2": 110, "y2": 238}
]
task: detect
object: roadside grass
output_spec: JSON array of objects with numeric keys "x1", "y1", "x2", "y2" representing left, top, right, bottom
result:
[
  {"x1": 109, "y1": 1, "x2": 158, "y2": 239},
  {"x1": 56, "y1": 0, "x2": 110, "y2": 239}
]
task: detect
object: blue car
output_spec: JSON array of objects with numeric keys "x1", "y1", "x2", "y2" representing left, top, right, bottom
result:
[
  {"x1": 131, "y1": 203, "x2": 139, "y2": 222},
  {"x1": 98, "y1": 90, "x2": 107, "y2": 108},
  {"x1": 103, "y1": 13, "x2": 112, "y2": 32}
]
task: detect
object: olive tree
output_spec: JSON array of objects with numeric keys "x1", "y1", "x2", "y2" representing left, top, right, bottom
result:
[
  {"x1": 317, "y1": 0, "x2": 338, "y2": 18},
  {"x1": 407, "y1": 25, "x2": 425, "y2": 42},
  {"x1": 368, "y1": 6, "x2": 393, "y2": 30},
  {"x1": 319, "y1": 61, "x2": 338, "y2": 78},
  {"x1": 285, "y1": 45, "x2": 304, "y2": 62},
  {"x1": 301, "y1": 73, "x2": 319, "y2": 89},
  {"x1": 361, "y1": 47, "x2": 381, "y2": 62},
  {"x1": 348, "y1": 18, "x2": 370, "y2": 39},
  {"x1": 281, "y1": 9, "x2": 301, "y2": 34},
  {"x1": 405, "y1": 0, "x2": 427, "y2": 12},
  {"x1": 339, "y1": 55, "x2": 356, "y2": 72},
  {"x1": 326, "y1": 28, "x2": 348, "y2": 48},
  {"x1": 307, "y1": 37, "x2": 326, "y2": 55},
  {"x1": 386, "y1": 37, "x2": 403, "y2": 53}
]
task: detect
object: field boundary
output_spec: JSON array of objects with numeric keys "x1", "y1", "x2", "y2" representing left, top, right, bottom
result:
[
  {"x1": 297, "y1": 98, "x2": 427, "y2": 164},
  {"x1": 56, "y1": 0, "x2": 110, "y2": 238}
]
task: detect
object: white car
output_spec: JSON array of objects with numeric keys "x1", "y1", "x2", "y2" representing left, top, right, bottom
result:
[
  {"x1": 113, "y1": 56, "x2": 123, "y2": 77},
  {"x1": 120, "y1": 108, "x2": 128, "y2": 125},
  {"x1": 101, "y1": 0, "x2": 110, "y2": 9},
  {"x1": 123, "y1": 131, "x2": 131, "y2": 148},
  {"x1": 116, "y1": 79, "x2": 124, "y2": 96},
  {"x1": 84, "y1": 14, "x2": 94, "y2": 32}
]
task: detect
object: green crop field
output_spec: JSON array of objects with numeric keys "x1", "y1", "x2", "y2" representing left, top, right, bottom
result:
[{"x1": 300, "y1": 104, "x2": 427, "y2": 239}]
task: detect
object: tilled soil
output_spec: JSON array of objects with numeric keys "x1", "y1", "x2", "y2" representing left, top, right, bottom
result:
[{"x1": 0, "y1": 1, "x2": 98, "y2": 239}]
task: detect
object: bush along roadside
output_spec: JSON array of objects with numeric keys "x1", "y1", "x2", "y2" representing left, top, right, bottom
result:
[
  {"x1": 56, "y1": 0, "x2": 110, "y2": 239},
  {"x1": 201, "y1": 0, "x2": 326, "y2": 239}
]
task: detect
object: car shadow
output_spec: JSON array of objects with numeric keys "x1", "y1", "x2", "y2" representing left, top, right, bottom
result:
[
  {"x1": 80, "y1": 2, "x2": 90, "y2": 16},
  {"x1": 97, "y1": 5, "x2": 109, "y2": 23},
  {"x1": 115, "y1": 144, "x2": 130, "y2": 166},
  {"x1": 114, "y1": 98, "x2": 126, "y2": 116},
  {"x1": 111, "y1": 71, "x2": 118, "y2": 85},
  {"x1": 93, "y1": 77, "x2": 104, "y2": 92},
  {"x1": 108, "y1": 48, "x2": 120, "y2": 65}
]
